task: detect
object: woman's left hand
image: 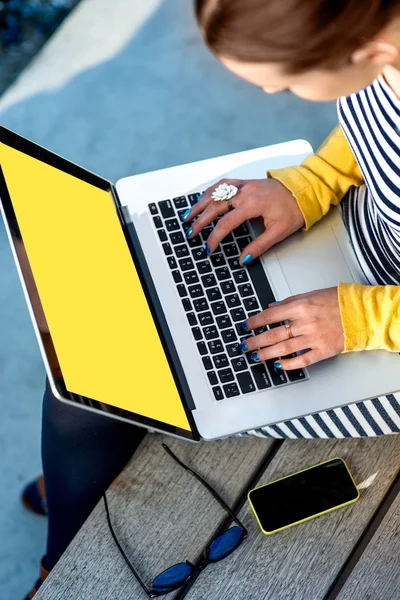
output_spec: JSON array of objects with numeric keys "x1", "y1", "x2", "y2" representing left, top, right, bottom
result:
[{"x1": 241, "y1": 287, "x2": 345, "y2": 370}]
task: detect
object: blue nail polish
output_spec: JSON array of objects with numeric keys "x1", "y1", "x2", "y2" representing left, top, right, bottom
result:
[
  {"x1": 242, "y1": 254, "x2": 253, "y2": 266},
  {"x1": 240, "y1": 321, "x2": 248, "y2": 331},
  {"x1": 238, "y1": 342, "x2": 247, "y2": 352},
  {"x1": 251, "y1": 352, "x2": 259, "y2": 362},
  {"x1": 181, "y1": 209, "x2": 191, "y2": 221},
  {"x1": 205, "y1": 243, "x2": 211, "y2": 254},
  {"x1": 197, "y1": 192, "x2": 204, "y2": 201},
  {"x1": 274, "y1": 362, "x2": 282, "y2": 370},
  {"x1": 186, "y1": 227, "x2": 193, "y2": 238},
  {"x1": 271, "y1": 301, "x2": 279, "y2": 305}
]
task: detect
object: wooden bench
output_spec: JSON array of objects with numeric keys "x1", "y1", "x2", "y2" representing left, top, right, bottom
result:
[{"x1": 35, "y1": 433, "x2": 399, "y2": 600}]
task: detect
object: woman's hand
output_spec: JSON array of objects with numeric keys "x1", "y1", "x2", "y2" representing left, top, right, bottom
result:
[
  {"x1": 239, "y1": 287, "x2": 344, "y2": 370},
  {"x1": 184, "y1": 178, "x2": 305, "y2": 264}
]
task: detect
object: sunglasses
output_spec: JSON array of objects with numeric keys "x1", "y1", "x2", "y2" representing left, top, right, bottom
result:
[{"x1": 103, "y1": 443, "x2": 248, "y2": 597}]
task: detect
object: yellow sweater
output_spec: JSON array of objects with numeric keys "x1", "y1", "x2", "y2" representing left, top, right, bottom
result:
[{"x1": 268, "y1": 125, "x2": 400, "y2": 353}]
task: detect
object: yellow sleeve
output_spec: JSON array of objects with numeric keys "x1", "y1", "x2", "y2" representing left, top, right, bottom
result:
[
  {"x1": 268, "y1": 125, "x2": 364, "y2": 230},
  {"x1": 338, "y1": 282, "x2": 400, "y2": 352}
]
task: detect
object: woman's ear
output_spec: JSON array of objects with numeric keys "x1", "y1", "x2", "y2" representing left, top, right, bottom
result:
[{"x1": 351, "y1": 40, "x2": 399, "y2": 67}]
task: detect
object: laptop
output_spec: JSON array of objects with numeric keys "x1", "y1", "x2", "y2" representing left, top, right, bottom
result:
[{"x1": 1, "y1": 126, "x2": 400, "y2": 441}]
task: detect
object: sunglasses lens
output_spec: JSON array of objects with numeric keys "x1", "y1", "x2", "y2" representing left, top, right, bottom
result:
[
  {"x1": 208, "y1": 526, "x2": 245, "y2": 562},
  {"x1": 152, "y1": 562, "x2": 193, "y2": 593}
]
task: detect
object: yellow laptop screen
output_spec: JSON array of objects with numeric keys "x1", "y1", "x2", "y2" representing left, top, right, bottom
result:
[{"x1": 0, "y1": 142, "x2": 190, "y2": 431}]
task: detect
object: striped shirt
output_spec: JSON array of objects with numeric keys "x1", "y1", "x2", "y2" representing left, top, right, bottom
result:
[{"x1": 338, "y1": 75, "x2": 400, "y2": 286}]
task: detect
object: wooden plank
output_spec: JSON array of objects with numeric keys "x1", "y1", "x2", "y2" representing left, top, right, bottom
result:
[
  {"x1": 182, "y1": 436, "x2": 399, "y2": 600},
  {"x1": 35, "y1": 433, "x2": 275, "y2": 600},
  {"x1": 336, "y1": 491, "x2": 400, "y2": 600}
]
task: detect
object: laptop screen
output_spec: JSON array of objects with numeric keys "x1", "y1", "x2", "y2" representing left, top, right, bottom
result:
[{"x1": 0, "y1": 132, "x2": 193, "y2": 435}]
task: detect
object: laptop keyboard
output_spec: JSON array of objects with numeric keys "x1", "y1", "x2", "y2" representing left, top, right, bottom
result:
[{"x1": 149, "y1": 193, "x2": 307, "y2": 401}]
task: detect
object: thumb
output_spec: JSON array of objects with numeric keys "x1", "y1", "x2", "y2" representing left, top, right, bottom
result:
[{"x1": 239, "y1": 225, "x2": 287, "y2": 265}]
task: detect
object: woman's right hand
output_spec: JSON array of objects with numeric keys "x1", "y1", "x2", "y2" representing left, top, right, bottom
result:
[{"x1": 184, "y1": 178, "x2": 305, "y2": 264}]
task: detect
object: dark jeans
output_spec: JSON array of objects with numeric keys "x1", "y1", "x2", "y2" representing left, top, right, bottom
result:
[{"x1": 42, "y1": 383, "x2": 146, "y2": 570}]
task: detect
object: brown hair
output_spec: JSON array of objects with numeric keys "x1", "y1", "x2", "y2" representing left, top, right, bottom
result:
[{"x1": 195, "y1": 0, "x2": 400, "y2": 73}]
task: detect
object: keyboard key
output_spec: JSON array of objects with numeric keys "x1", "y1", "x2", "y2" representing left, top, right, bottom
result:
[
  {"x1": 201, "y1": 273, "x2": 217, "y2": 288},
  {"x1": 244, "y1": 297, "x2": 259, "y2": 311},
  {"x1": 220, "y1": 280, "x2": 235, "y2": 294},
  {"x1": 192, "y1": 327, "x2": 202, "y2": 341},
  {"x1": 228, "y1": 257, "x2": 241, "y2": 271},
  {"x1": 266, "y1": 360, "x2": 287, "y2": 385},
  {"x1": 189, "y1": 285, "x2": 204, "y2": 299},
  {"x1": 236, "y1": 323, "x2": 247, "y2": 335},
  {"x1": 219, "y1": 368, "x2": 234, "y2": 384},
  {"x1": 193, "y1": 298, "x2": 209, "y2": 312},
  {"x1": 213, "y1": 386, "x2": 224, "y2": 401},
  {"x1": 208, "y1": 339, "x2": 224, "y2": 354},
  {"x1": 173, "y1": 196, "x2": 188, "y2": 209},
  {"x1": 184, "y1": 271, "x2": 199, "y2": 285},
  {"x1": 153, "y1": 216, "x2": 162, "y2": 228},
  {"x1": 211, "y1": 254, "x2": 226, "y2": 267},
  {"x1": 170, "y1": 231, "x2": 185, "y2": 245},
  {"x1": 175, "y1": 244, "x2": 189, "y2": 258},
  {"x1": 158, "y1": 229, "x2": 168, "y2": 242},
  {"x1": 223, "y1": 383, "x2": 240, "y2": 398},
  {"x1": 199, "y1": 312, "x2": 214, "y2": 326},
  {"x1": 227, "y1": 343, "x2": 241, "y2": 358},
  {"x1": 252, "y1": 364, "x2": 272, "y2": 389},
  {"x1": 192, "y1": 247, "x2": 208, "y2": 261},
  {"x1": 188, "y1": 192, "x2": 201, "y2": 205},
  {"x1": 216, "y1": 314, "x2": 232, "y2": 329},
  {"x1": 211, "y1": 301, "x2": 227, "y2": 316},
  {"x1": 249, "y1": 311, "x2": 260, "y2": 317},
  {"x1": 177, "y1": 284, "x2": 187, "y2": 298},
  {"x1": 222, "y1": 329, "x2": 237, "y2": 343},
  {"x1": 201, "y1": 227, "x2": 213, "y2": 241},
  {"x1": 206, "y1": 287, "x2": 222, "y2": 302},
  {"x1": 203, "y1": 326, "x2": 219, "y2": 340},
  {"x1": 187, "y1": 312, "x2": 197, "y2": 326},
  {"x1": 247, "y1": 258, "x2": 275, "y2": 309},
  {"x1": 234, "y1": 223, "x2": 249, "y2": 237},
  {"x1": 158, "y1": 200, "x2": 174, "y2": 218},
  {"x1": 269, "y1": 321, "x2": 283, "y2": 329},
  {"x1": 237, "y1": 372, "x2": 256, "y2": 393},
  {"x1": 223, "y1": 243, "x2": 239, "y2": 257},
  {"x1": 149, "y1": 203, "x2": 159, "y2": 215},
  {"x1": 208, "y1": 371, "x2": 218, "y2": 386},
  {"x1": 172, "y1": 270, "x2": 182, "y2": 283},
  {"x1": 230, "y1": 308, "x2": 246, "y2": 322},
  {"x1": 182, "y1": 221, "x2": 192, "y2": 233},
  {"x1": 231, "y1": 356, "x2": 248, "y2": 372},
  {"x1": 197, "y1": 341, "x2": 207, "y2": 355},
  {"x1": 216, "y1": 267, "x2": 230, "y2": 281},
  {"x1": 202, "y1": 356, "x2": 213, "y2": 370},
  {"x1": 233, "y1": 270, "x2": 249, "y2": 284},
  {"x1": 168, "y1": 256, "x2": 178, "y2": 269},
  {"x1": 236, "y1": 236, "x2": 252, "y2": 252},
  {"x1": 179, "y1": 258, "x2": 194, "y2": 271},
  {"x1": 162, "y1": 243, "x2": 173, "y2": 256},
  {"x1": 182, "y1": 298, "x2": 192, "y2": 312},
  {"x1": 165, "y1": 218, "x2": 180, "y2": 232},
  {"x1": 238, "y1": 283, "x2": 253, "y2": 298},
  {"x1": 197, "y1": 261, "x2": 212, "y2": 274},
  {"x1": 213, "y1": 354, "x2": 229, "y2": 369},
  {"x1": 226, "y1": 294, "x2": 241, "y2": 308},
  {"x1": 188, "y1": 235, "x2": 202, "y2": 248}
]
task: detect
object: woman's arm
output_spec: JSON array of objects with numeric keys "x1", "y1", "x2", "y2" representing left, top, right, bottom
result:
[
  {"x1": 268, "y1": 125, "x2": 364, "y2": 230},
  {"x1": 339, "y1": 283, "x2": 400, "y2": 352}
]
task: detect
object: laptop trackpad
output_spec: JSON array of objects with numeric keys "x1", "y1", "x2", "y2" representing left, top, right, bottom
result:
[{"x1": 274, "y1": 222, "x2": 354, "y2": 295}]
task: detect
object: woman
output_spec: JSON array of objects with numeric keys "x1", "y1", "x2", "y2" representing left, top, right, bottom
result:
[{"x1": 23, "y1": 0, "x2": 400, "y2": 596}]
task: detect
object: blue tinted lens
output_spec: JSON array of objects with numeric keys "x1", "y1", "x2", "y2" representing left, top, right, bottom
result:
[
  {"x1": 152, "y1": 562, "x2": 193, "y2": 592},
  {"x1": 208, "y1": 526, "x2": 244, "y2": 561}
]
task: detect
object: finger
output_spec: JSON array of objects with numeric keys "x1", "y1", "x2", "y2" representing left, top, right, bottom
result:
[
  {"x1": 185, "y1": 179, "x2": 242, "y2": 221},
  {"x1": 276, "y1": 349, "x2": 320, "y2": 370},
  {"x1": 206, "y1": 206, "x2": 253, "y2": 252},
  {"x1": 243, "y1": 305, "x2": 297, "y2": 332},
  {"x1": 239, "y1": 323, "x2": 302, "y2": 353},
  {"x1": 238, "y1": 224, "x2": 288, "y2": 265},
  {"x1": 247, "y1": 337, "x2": 307, "y2": 363},
  {"x1": 188, "y1": 198, "x2": 232, "y2": 238}
]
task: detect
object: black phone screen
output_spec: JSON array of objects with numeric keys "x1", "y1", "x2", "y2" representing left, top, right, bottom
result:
[{"x1": 248, "y1": 458, "x2": 359, "y2": 533}]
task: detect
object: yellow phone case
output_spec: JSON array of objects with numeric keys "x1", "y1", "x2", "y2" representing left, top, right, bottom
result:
[{"x1": 247, "y1": 457, "x2": 360, "y2": 535}]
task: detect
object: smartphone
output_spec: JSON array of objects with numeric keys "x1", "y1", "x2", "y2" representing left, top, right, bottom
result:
[{"x1": 248, "y1": 457, "x2": 360, "y2": 535}]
